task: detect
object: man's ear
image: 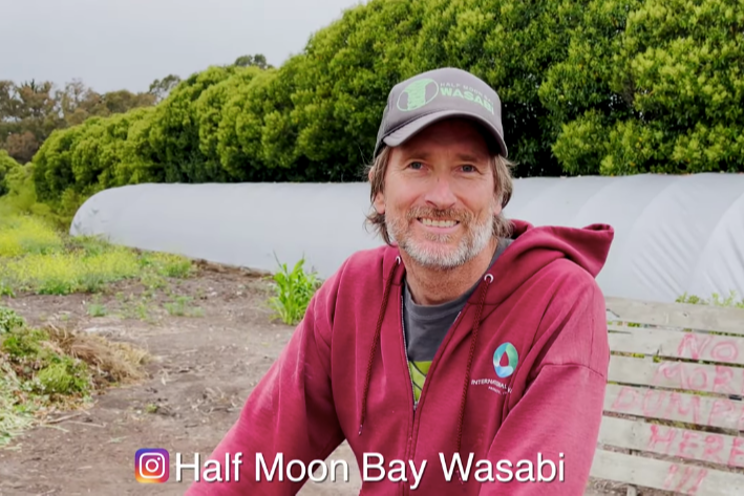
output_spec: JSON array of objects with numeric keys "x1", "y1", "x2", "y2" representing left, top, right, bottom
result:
[
  {"x1": 373, "y1": 190, "x2": 385, "y2": 215},
  {"x1": 369, "y1": 168, "x2": 385, "y2": 214},
  {"x1": 492, "y1": 196, "x2": 503, "y2": 216}
]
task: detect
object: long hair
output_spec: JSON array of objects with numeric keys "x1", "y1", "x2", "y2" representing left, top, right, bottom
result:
[{"x1": 364, "y1": 146, "x2": 515, "y2": 245}]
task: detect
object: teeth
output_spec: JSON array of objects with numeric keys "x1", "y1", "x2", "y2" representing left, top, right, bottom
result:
[{"x1": 421, "y1": 218, "x2": 457, "y2": 228}]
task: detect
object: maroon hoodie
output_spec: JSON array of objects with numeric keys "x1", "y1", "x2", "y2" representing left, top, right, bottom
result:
[{"x1": 184, "y1": 220, "x2": 614, "y2": 495}]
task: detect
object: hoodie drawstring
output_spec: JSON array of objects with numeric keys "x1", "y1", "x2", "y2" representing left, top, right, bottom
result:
[
  {"x1": 456, "y1": 273, "x2": 493, "y2": 482},
  {"x1": 359, "y1": 256, "x2": 401, "y2": 436}
]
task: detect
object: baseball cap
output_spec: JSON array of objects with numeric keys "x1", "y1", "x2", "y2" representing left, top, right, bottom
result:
[{"x1": 373, "y1": 67, "x2": 508, "y2": 159}]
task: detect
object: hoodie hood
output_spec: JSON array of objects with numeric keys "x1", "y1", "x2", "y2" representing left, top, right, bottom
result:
[
  {"x1": 362, "y1": 219, "x2": 615, "y2": 467},
  {"x1": 379, "y1": 219, "x2": 615, "y2": 298}
]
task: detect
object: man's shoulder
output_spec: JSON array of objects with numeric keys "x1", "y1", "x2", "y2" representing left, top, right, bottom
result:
[
  {"x1": 335, "y1": 244, "x2": 399, "y2": 283},
  {"x1": 310, "y1": 245, "x2": 398, "y2": 321}
]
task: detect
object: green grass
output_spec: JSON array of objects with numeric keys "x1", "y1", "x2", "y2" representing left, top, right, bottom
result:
[
  {"x1": 0, "y1": 212, "x2": 196, "y2": 296},
  {"x1": 163, "y1": 295, "x2": 204, "y2": 317},
  {"x1": 267, "y1": 255, "x2": 322, "y2": 325},
  {"x1": 0, "y1": 214, "x2": 64, "y2": 257}
]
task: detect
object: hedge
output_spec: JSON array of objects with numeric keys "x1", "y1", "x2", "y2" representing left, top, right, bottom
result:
[{"x1": 26, "y1": 0, "x2": 744, "y2": 217}]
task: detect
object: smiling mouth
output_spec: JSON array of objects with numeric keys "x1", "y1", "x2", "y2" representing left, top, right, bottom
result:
[{"x1": 419, "y1": 218, "x2": 459, "y2": 228}]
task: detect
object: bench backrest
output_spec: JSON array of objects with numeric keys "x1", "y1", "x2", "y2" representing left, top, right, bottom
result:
[{"x1": 590, "y1": 297, "x2": 744, "y2": 495}]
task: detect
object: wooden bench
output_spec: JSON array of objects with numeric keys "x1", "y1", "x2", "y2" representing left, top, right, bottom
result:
[{"x1": 588, "y1": 296, "x2": 744, "y2": 496}]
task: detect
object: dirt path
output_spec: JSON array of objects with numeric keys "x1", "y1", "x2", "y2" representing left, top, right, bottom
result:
[{"x1": 0, "y1": 267, "x2": 361, "y2": 495}]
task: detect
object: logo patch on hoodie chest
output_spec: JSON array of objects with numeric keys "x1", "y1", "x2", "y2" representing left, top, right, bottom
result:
[{"x1": 470, "y1": 341, "x2": 518, "y2": 396}]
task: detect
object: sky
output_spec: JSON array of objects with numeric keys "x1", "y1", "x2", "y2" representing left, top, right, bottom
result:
[{"x1": 0, "y1": 0, "x2": 365, "y2": 93}]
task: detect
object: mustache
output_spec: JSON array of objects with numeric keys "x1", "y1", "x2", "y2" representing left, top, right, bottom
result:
[{"x1": 406, "y1": 207, "x2": 475, "y2": 223}]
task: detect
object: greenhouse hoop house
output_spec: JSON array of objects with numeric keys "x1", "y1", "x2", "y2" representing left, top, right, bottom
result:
[{"x1": 70, "y1": 172, "x2": 744, "y2": 304}]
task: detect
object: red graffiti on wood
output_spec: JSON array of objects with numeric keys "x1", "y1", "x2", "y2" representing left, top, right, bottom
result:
[
  {"x1": 678, "y1": 333, "x2": 740, "y2": 363},
  {"x1": 730, "y1": 437, "x2": 744, "y2": 467},
  {"x1": 645, "y1": 424, "x2": 744, "y2": 468},
  {"x1": 662, "y1": 464, "x2": 707, "y2": 494},
  {"x1": 652, "y1": 362, "x2": 742, "y2": 395},
  {"x1": 609, "y1": 386, "x2": 744, "y2": 429}
]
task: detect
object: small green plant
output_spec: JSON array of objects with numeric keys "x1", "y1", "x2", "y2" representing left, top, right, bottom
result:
[
  {"x1": 0, "y1": 306, "x2": 25, "y2": 334},
  {"x1": 135, "y1": 300, "x2": 152, "y2": 321},
  {"x1": 33, "y1": 358, "x2": 91, "y2": 395},
  {"x1": 267, "y1": 255, "x2": 322, "y2": 325},
  {"x1": 0, "y1": 281, "x2": 14, "y2": 297},
  {"x1": 141, "y1": 270, "x2": 168, "y2": 294},
  {"x1": 116, "y1": 294, "x2": 153, "y2": 322},
  {"x1": 163, "y1": 295, "x2": 203, "y2": 317},
  {"x1": 86, "y1": 300, "x2": 108, "y2": 317}
]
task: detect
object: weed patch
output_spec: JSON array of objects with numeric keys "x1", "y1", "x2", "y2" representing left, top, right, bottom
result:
[
  {"x1": 163, "y1": 295, "x2": 204, "y2": 317},
  {"x1": 0, "y1": 215, "x2": 63, "y2": 258},
  {"x1": 0, "y1": 306, "x2": 149, "y2": 446},
  {"x1": 0, "y1": 212, "x2": 196, "y2": 296},
  {"x1": 677, "y1": 290, "x2": 744, "y2": 309}
]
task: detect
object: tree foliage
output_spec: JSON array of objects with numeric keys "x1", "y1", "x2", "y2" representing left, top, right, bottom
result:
[
  {"x1": 0, "y1": 78, "x2": 158, "y2": 164},
  {"x1": 22, "y1": 0, "x2": 744, "y2": 218},
  {"x1": 0, "y1": 149, "x2": 20, "y2": 196},
  {"x1": 541, "y1": 0, "x2": 744, "y2": 175}
]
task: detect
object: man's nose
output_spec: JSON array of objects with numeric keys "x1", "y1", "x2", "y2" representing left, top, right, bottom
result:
[{"x1": 424, "y1": 175, "x2": 457, "y2": 209}]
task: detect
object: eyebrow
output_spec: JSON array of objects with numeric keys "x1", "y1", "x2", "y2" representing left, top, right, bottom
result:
[{"x1": 403, "y1": 150, "x2": 487, "y2": 163}]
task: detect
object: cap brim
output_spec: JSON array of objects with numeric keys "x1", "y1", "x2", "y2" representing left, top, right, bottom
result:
[{"x1": 382, "y1": 110, "x2": 508, "y2": 158}]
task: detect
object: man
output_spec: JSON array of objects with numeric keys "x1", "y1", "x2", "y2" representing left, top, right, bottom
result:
[{"x1": 185, "y1": 67, "x2": 614, "y2": 495}]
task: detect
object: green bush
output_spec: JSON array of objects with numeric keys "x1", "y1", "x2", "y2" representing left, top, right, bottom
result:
[
  {"x1": 20, "y1": 0, "x2": 744, "y2": 212},
  {"x1": 542, "y1": 0, "x2": 744, "y2": 175}
]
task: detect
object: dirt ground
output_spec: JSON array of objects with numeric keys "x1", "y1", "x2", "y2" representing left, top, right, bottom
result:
[
  {"x1": 0, "y1": 263, "x2": 652, "y2": 496},
  {"x1": 0, "y1": 264, "x2": 361, "y2": 496}
]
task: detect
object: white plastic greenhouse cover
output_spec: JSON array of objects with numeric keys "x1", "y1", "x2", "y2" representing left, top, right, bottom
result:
[{"x1": 69, "y1": 173, "x2": 744, "y2": 303}]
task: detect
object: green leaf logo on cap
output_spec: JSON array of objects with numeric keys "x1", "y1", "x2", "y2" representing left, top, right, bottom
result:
[{"x1": 397, "y1": 78, "x2": 439, "y2": 111}]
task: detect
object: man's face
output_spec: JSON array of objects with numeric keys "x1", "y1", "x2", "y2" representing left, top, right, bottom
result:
[{"x1": 372, "y1": 118, "x2": 501, "y2": 269}]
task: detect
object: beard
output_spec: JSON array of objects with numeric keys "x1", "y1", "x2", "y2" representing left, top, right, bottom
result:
[{"x1": 385, "y1": 204, "x2": 495, "y2": 270}]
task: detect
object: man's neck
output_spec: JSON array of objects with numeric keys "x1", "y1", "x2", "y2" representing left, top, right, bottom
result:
[{"x1": 402, "y1": 238, "x2": 499, "y2": 306}]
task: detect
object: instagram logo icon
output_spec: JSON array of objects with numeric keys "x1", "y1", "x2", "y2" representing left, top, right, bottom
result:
[{"x1": 135, "y1": 448, "x2": 169, "y2": 483}]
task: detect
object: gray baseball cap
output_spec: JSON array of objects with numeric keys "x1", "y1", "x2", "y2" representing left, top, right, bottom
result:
[{"x1": 373, "y1": 67, "x2": 508, "y2": 159}]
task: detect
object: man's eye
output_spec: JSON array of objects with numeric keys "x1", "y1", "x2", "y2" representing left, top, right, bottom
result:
[
  {"x1": 409, "y1": 161, "x2": 423, "y2": 170},
  {"x1": 462, "y1": 165, "x2": 476, "y2": 172}
]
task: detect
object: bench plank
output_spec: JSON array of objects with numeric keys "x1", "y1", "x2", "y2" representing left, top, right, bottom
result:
[
  {"x1": 606, "y1": 297, "x2": 744, "y2": 336},
  {"x1": 591, "y1": 449, "x2": 744, "y2": 495},
  {"x1": 604, "y1": 384, "x2": 744, "y2": 431},
  {"x1": 608, "y1": 356, "x2": 744, "y2": 395},
  {"x1": 608, "y1": 326, "x2": 744, "y2": 366},
  {"x1": 598, "y1": 416, "x2": 744, "y2": 468}
]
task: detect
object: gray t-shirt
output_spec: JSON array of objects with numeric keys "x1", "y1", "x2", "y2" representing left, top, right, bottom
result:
[{"x1": 402, "y1": 238, "x2": 512, "y2": 404}]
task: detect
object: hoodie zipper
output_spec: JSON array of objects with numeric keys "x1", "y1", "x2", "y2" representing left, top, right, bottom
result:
[
  {"x1": 399, "y1": 292, "x2": 415, "y2": 496},
  {"x1": 399, "y1": 292, "x2": 468, "y2": 495}
]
